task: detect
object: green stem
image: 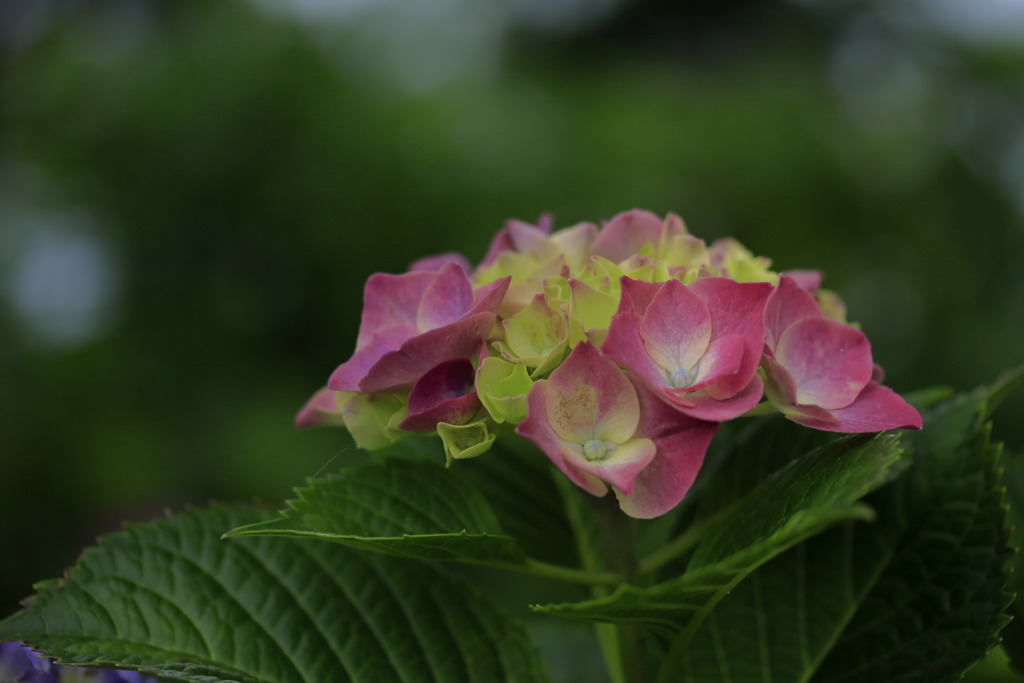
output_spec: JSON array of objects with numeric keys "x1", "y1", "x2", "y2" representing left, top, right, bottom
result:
[
  {"x1": 590, "y1": 495, "x2": 650, "y2": 683},
  {"x1": 515, "y1": 559, "x2": 619, "y2": 586},
  {"x1": 637, "y1": 508, "x2": 729, "y2": 577}
]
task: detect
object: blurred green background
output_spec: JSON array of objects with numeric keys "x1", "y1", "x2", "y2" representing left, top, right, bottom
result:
[{"x1": 1, "y1": 0, "x2": 1022, "y2": 679}]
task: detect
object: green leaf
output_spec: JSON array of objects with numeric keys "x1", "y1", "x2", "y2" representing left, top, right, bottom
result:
[
  {"x1": 670, "y1": 521, "x2": 889, "y2": 683},
  {"x1": 226, "y1": 459, "x2": 526, "y2": 566},
  {"x1": 660, "y1": 380, "x2": 1014, "y2": 683},
  {"x1": 998, "y1": 449, "x2": 1024, "y2": 673},
  {"x1": 0, "y1": 505, "x2": 550, "y2": 683},
  {"x1": 809, "y1": 385, "x2": 1013, "y2": 682},
  {"x1": 533, "y1": 431, "x2": 906, "y2": 637},
  {"x1": 457, "y1": 437, "x2": 580, "y2": 568}
]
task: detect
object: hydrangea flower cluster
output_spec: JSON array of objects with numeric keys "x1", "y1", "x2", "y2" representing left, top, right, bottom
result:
[
  {"x1": 0, "y1": 642, "x2": 156, "y2": 683},
  {"x1": 298, "y1": 210, "x2": 921, "y2": 518}
]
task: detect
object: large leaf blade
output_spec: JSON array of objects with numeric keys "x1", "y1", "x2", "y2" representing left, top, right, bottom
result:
[
  {"x1": 810, "y1": 386, "x2": 1012, "y2": 682},
  {"x1": 226, "y1": 459, "x2": 526, "y2": 566},
  {"x1": 533, "y1": 431, "x2": 905, "y2": 636},
  {"x1": 0, "y1": 505, "x2": 549, "y2": 683},
  {"x1": 662, "y1": 381, "x2": 1013, "y2": 682}
]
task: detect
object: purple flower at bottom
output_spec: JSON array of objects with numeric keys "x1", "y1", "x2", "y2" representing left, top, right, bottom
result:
[
  {"x1": 0, "y1": 642, "x2": 57, "y2": 683},
  {"x1": 1, "y1": 643, "x2": 157, "y2": 683}
]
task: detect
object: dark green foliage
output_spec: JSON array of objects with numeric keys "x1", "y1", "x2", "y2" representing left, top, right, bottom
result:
[{"x1": 0, "y1": 506, "x2": 550, "y2": 683}]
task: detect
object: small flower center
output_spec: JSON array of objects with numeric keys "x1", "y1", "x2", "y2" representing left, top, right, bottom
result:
[
  {"x1": 582, "y1": 439, "x2": 618, "y2": 461},
  {"x1": 670, "y1": 365, "x2": 700, "y2": 389}
]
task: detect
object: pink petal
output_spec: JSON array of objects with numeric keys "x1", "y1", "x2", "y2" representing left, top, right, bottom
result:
[
  {"x1": 478, "y1": 215, "x2": 553, "y2": 267},
  {"x1": 328, "y1": 325, "x2": 418, "y2": 391},
  {"x1": 763, "y1": 275, "x2": 823, "y2": 352},
  {"x1": 818, "y1": 382, "x2": 923, "y2": 433},
  {"x1": 690, "y1": 334, "x2": 746, "y2": 391},
  {"x1": 399, "y1": 358, "x2": 481, "y2": 431},
  {"x1": 507, "y1": 219, "x2": 552, "y2": 252},
  {"x1": 517, "y1": 378, "x2": 656, "y2": 497},
  {"x1": 542, "y1": 342, "x2": 640, "y2": 444},
  {"x1": 357, "y1": 311, "x2": 498, "y2": 393},
  {"x1": 782, "y1": 270, "x2": 823, "y2": 291},
  {"x1": 357, "y1": 271, "x2": 437, "y2": 348},
  {"x1": 775, "y1": 317, "x2": 873, "y2": 410},
  {"x1": 417, "y1": 262, "x2": 475, "y2": 331},
  {"x1": 517, "y1": 384, "x2": 609, "y2": 497},
  {"x1": 640, "y1": 280, "x2": 711, "y2": 376},
  {"x1": 591, "y1": 209, "x2": 667, "y2": 262},
  {"x1": 408, "y1": 253, "x2": 471, "y2": 274},
  {"x1": 617, "y1": 277, "x2": 663, "y2": 317},
  {"x1": 479, "y1": 227, "x2": 515, "y2": 268},
  {"x1": 601, "y1": 309, "x2": 668, "y2": 389},
  {"x1": 670, "y1": 373, "x2": 765, "y2": 422},
  {"x1": 571, "y1": 438, "x2": 657, "y2": 495},
  {"x1": 616, "y1": 383, "x2": 718, "y2": 518},
  {"x1": 295, "y1": 387, "x2": 347, "y2": 428},
  {"x1": 470, "y1": 276, "x2": 512, "y2": 311},
  {"x1": 689, "y1": 278, "x2": 772, "y2": 394}
]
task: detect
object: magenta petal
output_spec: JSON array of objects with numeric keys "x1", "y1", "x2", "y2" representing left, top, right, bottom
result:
[
  {"x1": 517, "y1": 384, "x2": 609, "y2": 497},
  {"x1": 776, "y1": 317, "x2": 873, "y2": 410},
  {"x1": 616, "y1": 423, "x2": 716, "y2": 518},
  {"x1": 783, "y1": 269, "x2": 823, "y2": 291},
  {"x1": 691, "y1": 334, "x2": 746, "y2": 391},
  {"x1": 640, "y1": 280, "x2": 712, "y2": 375},
  {"x1": 507, "y1": 219, "x2": 552, "y2": 252},
  {"x1": 417, "y1": 262, "x2": 475, "y2": 331},
  {"x1": 672, "y1": 373, "x2": 765, "y2": 422},
  {"x1": 543, "y1": 342, "x2": 640, "y2": 444},
  {"x1": 763, "y1": 275, "x2": 823, "y2": 351},
  {"x1": 357, "y1": 271, "x2": 437, "y2": 348},
  {"x1": 479, "y1": 227, "x2": 516, "y2": 268},
  {"x1": 617, "y1": 277, "x2": 663, "y2": 317},
  {"x1": 409, "y1": 252, "x2": 471, "y2": 274},
  {"x1": 571, "y1": 438, "x2": 657, "y2": 494},
  {"x1": 358, "y1": 312, "x2": 497, "y2": 393},
  {"x1": 602, "y1": 310, "x2": 668, "y2": 389},
  {"x1": 617, "y1": 383, "x2": 718, "y2": 518},
  {"x1": 400, "y1": 359, "x2": 481, "y2": 431},
  {"x1": 690, "y1": 278, "x2": 773, "y2": 340},
  {"x1": 592, "y1": 209, "x2": 665, "y2": 262},
  {"x1": 479, "y1": 217, "x2": 553, "y2": 267},
  {"x1": 295, "y1": 387, "x2": 346, "y2": 427},
  {"x1": 820, "y1": 382, "x2": 923, "y2": 433},
  {"x1": 690, "y1": 278, "x2": 772, "y2": 394},
  {"x1": 470, "y1": 276, "x2": 512, "y2": 312},
  {"x1": 329, "y1": 325, "x2": 418, "y2": 391},
  {"x1": 406, "y1": 358, "x2": 475, "y2": 412}
]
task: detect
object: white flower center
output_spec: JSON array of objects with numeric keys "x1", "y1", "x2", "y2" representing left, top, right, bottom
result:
[
  {"x1": 670, "y1": 365, "x2": 700, "y2": 389},
  {"x1": 582, "y1": 439, "x2": 618, "y2": 461}
]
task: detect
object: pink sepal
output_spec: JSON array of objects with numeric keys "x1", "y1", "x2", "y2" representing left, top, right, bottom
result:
[
  {"x1": 399, "y1": 358, "x2": 481, "y2": 432},
  {"x1": 782, "y1": 269, "x2": 823, "y2": 291},
  {"x1": 591, "y1": 209, "x2": 684, "y2": 263},
  {"x1": 604, "y1": 277, "x2": 770, "y2": 421},
  {"x1": 479, "y1": 215, "x2": 554, "y2": 267},
  {"x1": 329, "y1": 269, "x2": 510, "y2": 393},
  {"x1": 294, "y1": 387, "x2": 346, "y2": 428},
  {"x1": 355, "y1": 311, "x2": 498, "y2": 393},
  {"x1": 775, "y1": 316, "x2": 872, "y2": 410},
  {"x1": 764, "y1": 274, "x2": 823, "y2": 351},
  {"x1": 615, "y1": 383, "x2": 719, "y2": 519},
  {"x1": 409, "y1": 253, "x2": 472, "y2": 274},
  {"x1": 763, "y1": 355, "x2": 922, "y2": 432}
]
